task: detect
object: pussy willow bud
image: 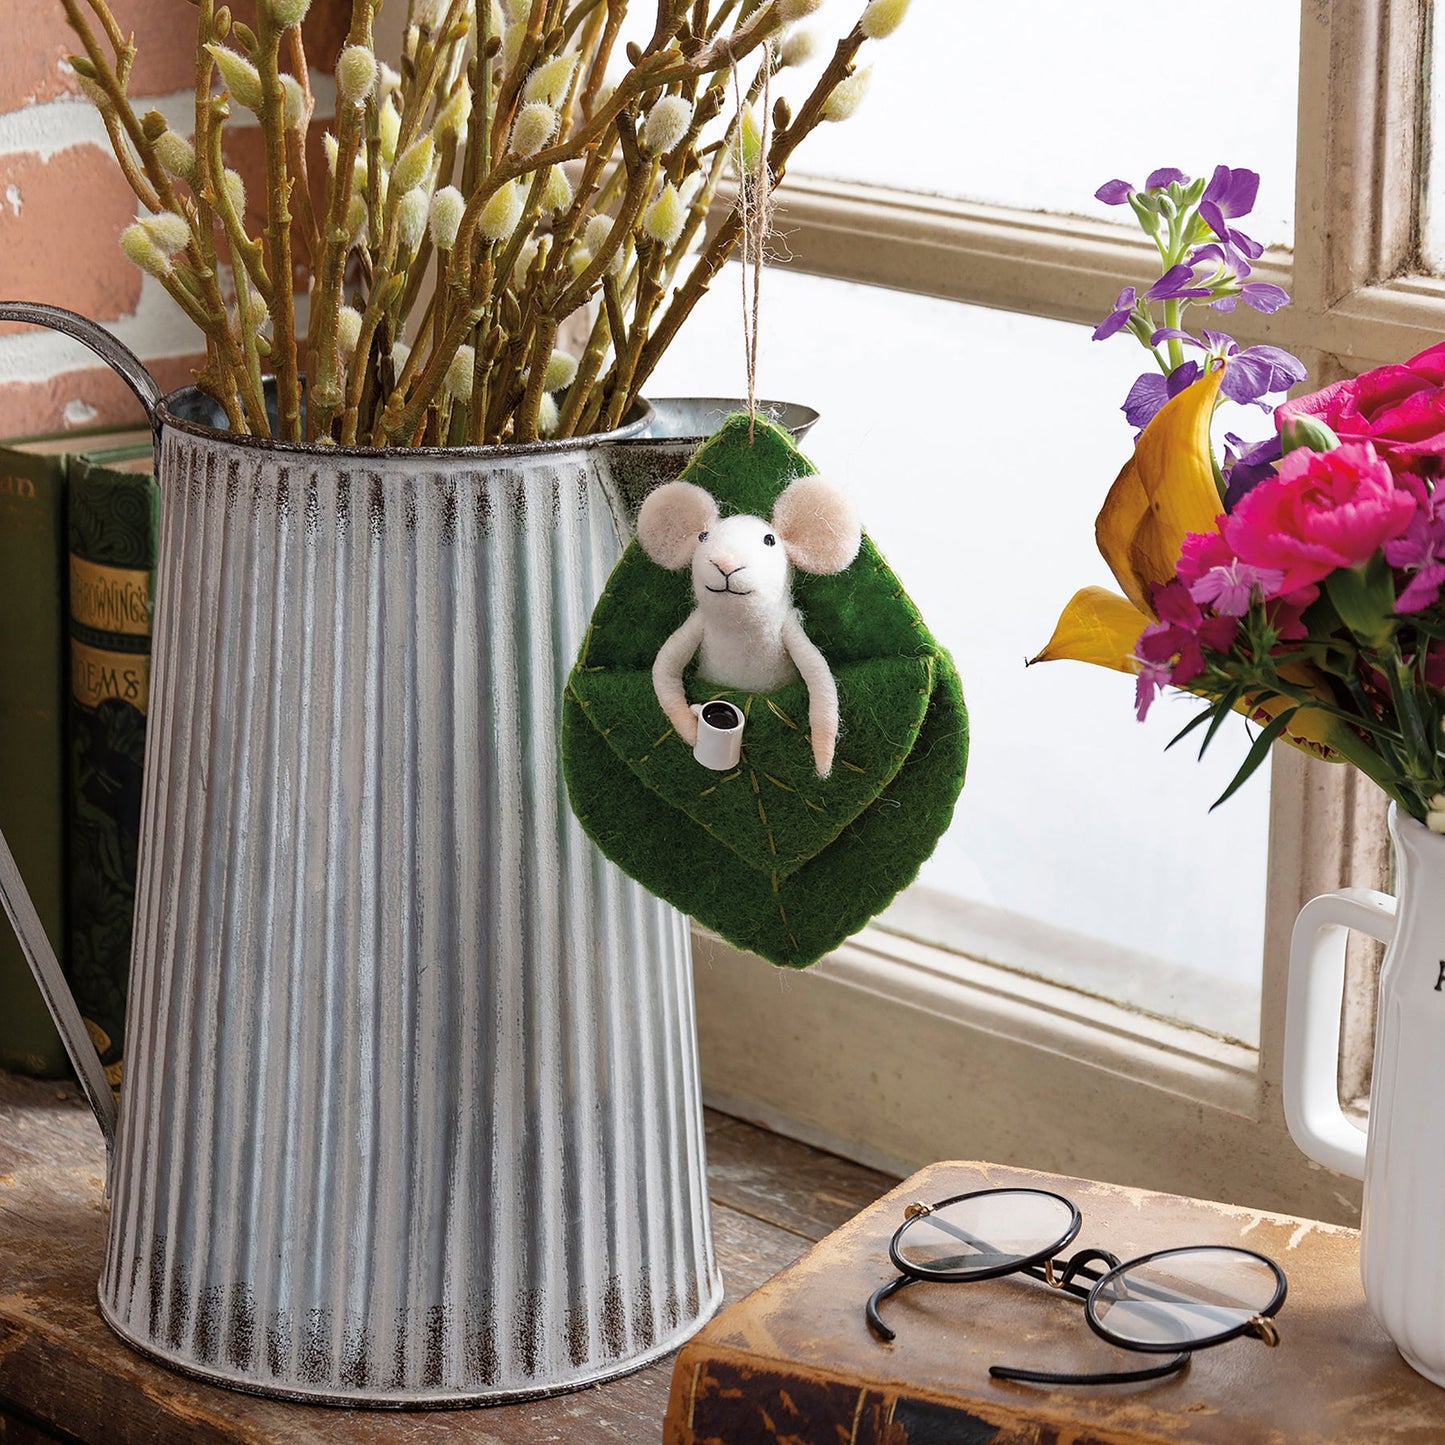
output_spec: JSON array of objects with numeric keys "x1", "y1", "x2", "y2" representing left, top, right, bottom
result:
[
  {"x1": 502, "y1": 22, "x2": 527, "y2": 73},
  {"x1": 567, "y1": 247, "x2": 592, "y2": 278},
  {"x1": 154, "y1": 129, "x2": 197, "y2": 181},
  {"x1": 336, "y1": 305, "x2": 363, "y2": 356},
  {"x1": 538, "y1": 393, "x2": 559, "y2": 436},
  {"x1": 139, "y1": 109, "x2": 167, "y2": 142},
  {"x1": 206, "y1": 45, "x2": 263, "y2": 110},
  {"x1": 392, "y1": 134, "x2": 435, "y2": 194},
  {"x1": 323, "y1": 131, "x2": 339, "y2": 172},
  {"x1": 445, "y1": 344, "x2": 476, "y2": 399},
  {"x1": 120, "y1": 224, "x2": 174, "y2": 279},
  {"x1": 478, "y1": 180, "x2": 524, "y2": 240},
  {"x1": 262, "y1": 0, "x2": 311, "y2": 27},
  {"x1": 513, "y1": 237, "x2": 540, "y2": 285},
  {"x1": 1279, "y1": 415, "x2": 1342, "y2": 456},
  {"x1": 643, "y1": 182, "x2": 687, "y2": 246},
  {"x1": 584, "y1": 214, "x2": 627, "y2": 274},
  {"x1": 378, "y1": 96, "x2": 401, "y2": 163},
  {"x1": 378, "y1": 62, "x2": 402, "y2": 96},
  {"x1": 733, "y1": 106, "x2": 762, "y2": 175},
  {"x1": 412, "y1": 0, "x2": 445, "y2": 28},
  {"x1": 140, "y1": 211, "x2": 193, "y2": 254},
  {"x1": 539, "y1": 164, "x2": 572, "y2": 215},
  {"x1": 430, "y1": 186, "x2": 465, "y2": 249},
  {"x1": 861, "y1": 0, "x2": 910, "y2": 38},
  {"x1": 214, "y1": 6, "x2": 232, "y2": 37},
  {"x1": 543, "y1": 349, "x2": 578, "y2": 392},
  {"x1": 68, "y1": 57, "x2": 112, "y2": 112},
  {"x1": 397, "y1": 188, "x2": 430, "y2": 252},
  {"x1": 511, "y1": 101, "x2": 557, "y2": 157},
  {"x1": 435, "y1": 80, "x2": 471, "y2": 137},
  {"x1": 823, "y1": 66, "x2": 871, "y2": 122},
  {"x1": 780, "y1": 27, "x2": 820, "y2": 66},
  {"x1": 777, "y1": 0, "x2": 823, "y2": 18},
  {"x1": 345, "y1": 194, "x2": 367, "y2": 241},
  {"x1": 391, "y1": 340, "x2": 411, "y2": 374},
  {"x1": 643, "y1": 95, "x2": 692, "y2": 155},
  {"x1": 524, "y1": 54, "x2": 577, "y2": 106},
  {"x1": 280, "y1": 74, "x2": 306, "y2": 129},
  {"x1": 222, "y1": 169, "x2": 246, "y2": 215},
  {"x1": 336, "y1": 44, "x2": 378, "y2": 105}
]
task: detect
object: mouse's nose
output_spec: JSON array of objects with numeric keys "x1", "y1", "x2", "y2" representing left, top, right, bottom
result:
[{"x1": 711, "y1": 554, "x2": 737, "y2": 575}]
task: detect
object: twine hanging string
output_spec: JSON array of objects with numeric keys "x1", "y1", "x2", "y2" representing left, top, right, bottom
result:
[{"x1": 732, "y1": 39, "x2": 774, "y2": 443}]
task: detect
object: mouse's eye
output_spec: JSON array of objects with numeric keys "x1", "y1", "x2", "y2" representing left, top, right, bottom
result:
[
  {"x1": 763, "y1": 533, "x2": 777, "y2": 546},
  {"x1": 698, "y1": 530, "x2": 709, "y2": 542}
]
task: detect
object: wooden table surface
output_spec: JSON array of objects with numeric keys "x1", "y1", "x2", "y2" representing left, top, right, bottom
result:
[{"x1": 0, "y1": 1071, "x2": 894, "y2": 1443}]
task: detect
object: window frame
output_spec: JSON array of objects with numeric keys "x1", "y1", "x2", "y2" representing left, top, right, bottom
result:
[{"x1": 690, "y1": 0, "x2": 1431, "y2": 1225}]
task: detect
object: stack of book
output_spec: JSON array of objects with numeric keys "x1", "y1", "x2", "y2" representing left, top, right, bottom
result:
[{"x1": 0, "y1": 429, "x2": 157, "y2": 1086}]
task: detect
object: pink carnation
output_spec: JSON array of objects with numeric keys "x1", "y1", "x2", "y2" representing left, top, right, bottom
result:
[{"x1": 1222, "y1": 442, "x2": 1418, "y2": 594}]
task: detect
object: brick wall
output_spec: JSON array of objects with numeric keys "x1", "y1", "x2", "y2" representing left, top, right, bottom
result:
[{"x1": 0, "y1": 0, "x2": 349, "y2": 438}]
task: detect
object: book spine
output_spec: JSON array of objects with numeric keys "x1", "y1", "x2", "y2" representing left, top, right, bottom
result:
[
  {"x1": 0, "y1": 448, "x2": 70, "y2": 1076},
  {"x1": 66, "y1": 456, "x2": 159, "y2": 1092}
]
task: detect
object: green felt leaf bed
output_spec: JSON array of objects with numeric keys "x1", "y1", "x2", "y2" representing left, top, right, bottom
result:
[{"x1": 561, "y1": 415, "x2": 969, "y2": 968}]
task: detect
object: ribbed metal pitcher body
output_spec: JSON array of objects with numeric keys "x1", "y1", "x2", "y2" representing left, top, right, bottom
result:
[{"x1": 97, "y1": 404, "x2": 719, "y2": 1405}]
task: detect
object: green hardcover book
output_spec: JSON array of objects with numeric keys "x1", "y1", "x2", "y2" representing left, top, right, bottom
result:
[
  {"x1": 67, "y1": 445, "x2": 158, "y2": 1093},
  {"x1": 0, "y1": 443, "x2": 71, "y2": 1075}
]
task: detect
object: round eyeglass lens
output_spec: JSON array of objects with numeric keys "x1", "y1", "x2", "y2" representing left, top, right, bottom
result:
[
  {"x1": 1091, "y1": 1247, "x2": 1282, "y2": 1348},
  {"x1": 895, "y1": 1190, "x2": 1076, "y2": 1277}
]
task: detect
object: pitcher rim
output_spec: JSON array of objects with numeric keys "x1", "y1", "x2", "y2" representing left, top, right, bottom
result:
[{"x1": 154, "y1": 386, "x2": 655, "y2": 461}]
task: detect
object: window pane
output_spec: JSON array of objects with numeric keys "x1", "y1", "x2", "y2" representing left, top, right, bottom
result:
[
  {"x1": 781, "y1": 0, "x2": 1298, "y2": 248},
  {"x1": 645, "y1": 268, "x2": 1269, "y2": 1043}
]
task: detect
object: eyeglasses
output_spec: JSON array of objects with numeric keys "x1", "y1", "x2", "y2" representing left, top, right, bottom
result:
[{"x1": 865, "y1": 1187, "x2": 1287, "y2": 1387}]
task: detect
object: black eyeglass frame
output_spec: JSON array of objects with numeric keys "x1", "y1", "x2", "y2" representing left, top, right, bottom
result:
[{"x1": 867, "y1": 1186, "x2": 1288, "y2": 1387}]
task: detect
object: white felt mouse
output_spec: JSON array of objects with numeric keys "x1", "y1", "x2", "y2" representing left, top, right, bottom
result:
[{"x1": 636, "y1": 475, "x2": 862, "y2": 777}]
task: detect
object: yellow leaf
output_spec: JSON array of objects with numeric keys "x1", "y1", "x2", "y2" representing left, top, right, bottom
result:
[
  {"x1": 1030, "y1": 586, "x2": 1150, "y2": 673},
  {"x1": 1095, "y1": 365, "x2": 1226, "y2": 612}
]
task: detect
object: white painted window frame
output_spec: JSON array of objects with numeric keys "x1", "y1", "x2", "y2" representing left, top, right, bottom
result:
[{"x1": 692, "y1": 0, "x2": 1430, "y2": 1224}]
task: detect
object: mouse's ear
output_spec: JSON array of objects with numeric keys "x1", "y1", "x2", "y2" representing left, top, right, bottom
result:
[
  {"x1": 637, "y1": 482, "x2": 720, "y2": 569},
  {"x1": 771, "y1": 475, "x2": 862, "y2": 575}
]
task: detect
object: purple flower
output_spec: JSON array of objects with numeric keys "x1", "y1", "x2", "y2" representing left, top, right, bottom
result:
[
  {"x1": 1223, "y1": 433, "x2": 1284, "y2": 508},
  {"x1": 1095, "y1": 170, "x2": 1191, "y2": 206},
  {"x1": 1122, "y1": 361, "x2": 1200, "y2": 432},
  {"x1": 1384, "y1": 485, "x2": 1445, "y2": 611},
  {"x1": 1096, "y1": 179, "x2": 1134, "y2": 205},
  {"x1": 1145, "y1": 264, "x2": 1214, "y2": 302},
  {"x1": 1092, "y1": 285, "x2": 1138, "y2": 341},
  {"x1": 1214, "y1": 281, "x2": 1291, "y2": 315},
  {"x1": 1149, "y1": 329, "x2": 1305, "y2": 409},
  {"x1": 1200, "y1": 165, "x2": 1265, "y2": 261}
]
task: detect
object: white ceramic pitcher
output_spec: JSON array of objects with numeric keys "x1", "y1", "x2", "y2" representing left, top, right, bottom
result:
[{"x1": 1284, "y1": 802, "x2": 1445, "y2": 1387}]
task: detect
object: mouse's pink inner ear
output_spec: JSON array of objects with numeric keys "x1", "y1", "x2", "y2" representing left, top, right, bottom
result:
[
  {"x1": 637, "y1": 482, "x2": 720, "y2": 569},
  {"x1": 772, "y1": 475, "x2": 863, "y2": 576}
]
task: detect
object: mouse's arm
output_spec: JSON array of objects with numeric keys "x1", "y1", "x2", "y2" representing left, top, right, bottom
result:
[
  {"x1": 782, "y1": 610, "x2": 838, "y2": 777},
  {"x1": 652, "y1": 610, "x2": 706, "y2": 745}
]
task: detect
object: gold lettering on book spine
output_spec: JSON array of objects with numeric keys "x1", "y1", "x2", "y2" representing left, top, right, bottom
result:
[
  {"x1": 70, "y1": 556, "x2": 152, "y2": 636},
  {"x1": 71, "y1": 639, "x2": 150, "y2": 714}
]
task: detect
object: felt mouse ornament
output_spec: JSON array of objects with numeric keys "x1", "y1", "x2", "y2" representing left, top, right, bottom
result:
[
  {"x1": 562, "y1": 414, "x2": 968, "y2": 970},
  {"x1": 637, "y1": 476, "x2": 861, "y2": 777}
]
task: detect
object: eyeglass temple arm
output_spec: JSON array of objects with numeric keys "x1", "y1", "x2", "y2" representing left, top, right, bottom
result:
[
  {"x1": 990, "y1": 1352, "x2": 1191, "y2": 1388},
  {"x1": 866, "y1": 1274, "x2": 917, "y2": 1341}
]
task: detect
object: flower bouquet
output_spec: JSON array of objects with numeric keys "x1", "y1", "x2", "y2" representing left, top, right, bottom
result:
[
  {"x1": 62, "y1": 0, "x2": 910, "y2": 446},
  {"x1": 1035, "y1": 166, "x2": 1445, "y2": 823}
]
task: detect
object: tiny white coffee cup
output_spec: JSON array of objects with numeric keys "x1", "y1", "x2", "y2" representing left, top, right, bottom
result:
[{"x1": 691, "y1": 699, "x2": 745, "y2": 770}]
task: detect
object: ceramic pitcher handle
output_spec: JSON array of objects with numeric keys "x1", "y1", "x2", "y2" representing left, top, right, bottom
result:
[
  {"x1": 1283, "y1": 887, "x2": 1395, "y2": 1180},
  {"x1": 0, "y1": 301, "x2": 162, "y2": 433}
]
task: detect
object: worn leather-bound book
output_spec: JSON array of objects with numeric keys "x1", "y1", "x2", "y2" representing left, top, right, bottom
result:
[{"x1": 665, "y1": 1160, "x2": 1436, "y2": 1445}]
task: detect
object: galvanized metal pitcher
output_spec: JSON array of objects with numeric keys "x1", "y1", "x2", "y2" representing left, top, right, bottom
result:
[{"x1": 0, "y1": 302, "x2": 743, "y2": 1407}]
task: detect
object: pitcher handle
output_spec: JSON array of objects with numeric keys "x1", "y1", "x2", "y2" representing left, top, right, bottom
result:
[
  {"x1": 0, "y1": 301, "x2": 154, "y2": 1155},
  {"x1": 0, "y1": 301, "x2": 162, "y2": 436},
  {"x1": 1282, "y1": 887, "x2": 1395, "y2": 1181},
  {"x1": 0, "y1": 830, "x2": 117, "y2": 1152}
]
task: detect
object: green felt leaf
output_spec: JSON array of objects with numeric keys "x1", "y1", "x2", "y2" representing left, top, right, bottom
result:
[
  {"x1": 562, "y1": 413, "x2": 969, "y2": 968},
  {"x1": 568, "y1": 654, "x2": 934, "y2": 878}
]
